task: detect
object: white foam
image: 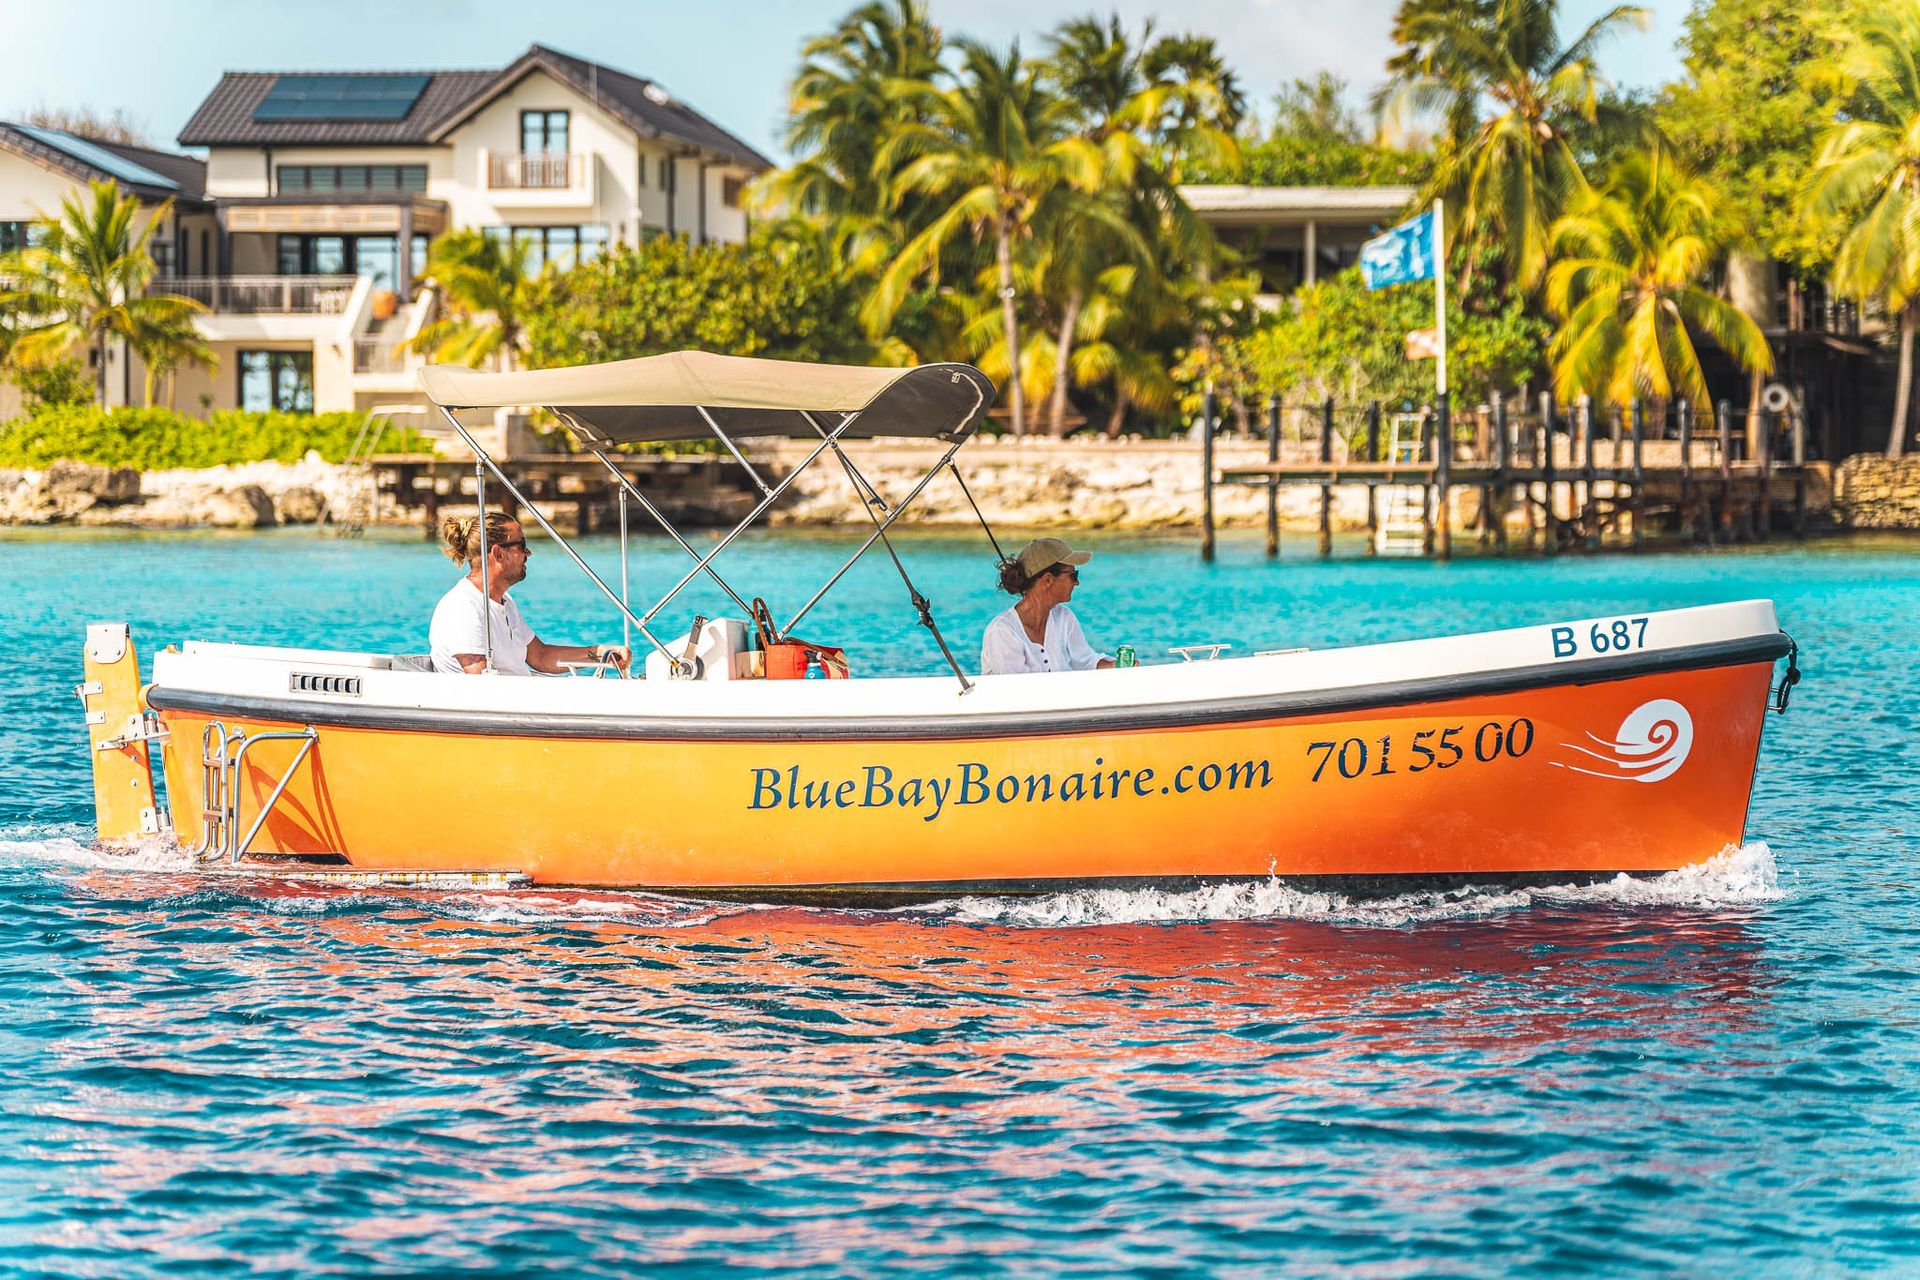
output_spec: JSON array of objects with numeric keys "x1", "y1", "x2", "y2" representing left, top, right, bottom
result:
[
  {"x1": 927, "y1": 843, "x2": 1784, "y2": 928},
  {"x1": 0, "y1": 826, "x2": 198, "y2": 874},
  {"x1": 1, "y1": 827, "x2": 1781, "y2": 930}
]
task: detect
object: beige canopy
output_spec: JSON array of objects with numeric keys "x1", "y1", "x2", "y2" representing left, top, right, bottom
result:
[{"x1": 418, "y1": 351, "x2": 995, "y2": 445}]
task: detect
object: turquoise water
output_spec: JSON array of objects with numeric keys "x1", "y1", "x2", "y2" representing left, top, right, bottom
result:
[{"x1": 2, "y1": 527, "x2": 1917, "y2": 1276}]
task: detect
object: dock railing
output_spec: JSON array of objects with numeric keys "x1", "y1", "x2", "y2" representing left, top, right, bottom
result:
[{"x1": 1203, "y1": 392, "x2": 1812, "y2": 559}]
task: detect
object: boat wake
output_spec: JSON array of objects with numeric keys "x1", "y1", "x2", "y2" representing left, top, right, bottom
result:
[
  {"x1": 2, "y1": 826, "x2": 1782, "y2": 930},
  {"x1": 924, "y1": 843, "x2": 1784, "y2": 928}
]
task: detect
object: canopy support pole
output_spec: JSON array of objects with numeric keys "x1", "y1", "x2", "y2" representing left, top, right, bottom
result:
[
  {"x1": 584, "y1": 446, "x2": 758, "y2": 620},
  {"x1": 695, "y1": 406, "x2": 772, "y2": 495},
  {"x1": 781, "y1": 434, "x2": 970, "y2": 639},
  {"x1": 638, "y1": 414, "x2": 859, "y2": 628},
  {"x1": 946, "y1": 462, "x2": 1007, "y2": 563},
  {"x1": 474, "y1": 454, "x2": 493, "y2": 672},
  {"x1": 618, "y1": 483, "x2": 630, "y2": 658},
  {"x1": 435, "y1": 406, "x2": 682, "y2": 672},
  {"x1": 802, "y1": 412, "x2": 972, "y2": 693}
]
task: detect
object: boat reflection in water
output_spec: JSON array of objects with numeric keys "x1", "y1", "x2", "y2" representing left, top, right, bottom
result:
[{"x1": 44, "y1": 854, "x2": 1780, "y2": 1267}]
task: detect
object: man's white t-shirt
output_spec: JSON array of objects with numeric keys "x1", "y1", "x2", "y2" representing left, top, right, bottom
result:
[
  {"x1": 429, "y1": 577, "x2": 536, "y2": 675},
  {"x1": 980, "y1": 603, "x2": 1110, "y2": 676}
]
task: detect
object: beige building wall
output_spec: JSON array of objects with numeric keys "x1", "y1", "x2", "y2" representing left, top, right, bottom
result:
[{"x1": 442, "y1": 69, "x2": 641, "y2": 243}]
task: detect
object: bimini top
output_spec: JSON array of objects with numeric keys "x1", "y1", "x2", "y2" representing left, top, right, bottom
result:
[{"x1": 418, "y1": 351, "x2": 995, "y2": 445}]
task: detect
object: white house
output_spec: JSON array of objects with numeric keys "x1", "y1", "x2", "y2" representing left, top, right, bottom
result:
[
  {"x1": 0, "y1": 124, "x2": 217, "y2": 418},
  {"x1": 1179, "y1": 184, "x2": 1419, "y2": 304},
  {"x1": 1, "y1": 44, "x2": 770, "y2": 421}
]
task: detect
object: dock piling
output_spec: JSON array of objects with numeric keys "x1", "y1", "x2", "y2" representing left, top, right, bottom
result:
[
  {"x1": 1757, "y1": 407, "x2": 1774, "y2": 541},
  {"x1": 1200, "y1": 388, "x2": 1217, "y2": 562},
  {"x1": 1264, "y1": 397, "x2": 1280, "y2": 558},
  {"x1": 1717, "y1": 399, "x2": 1735, "y2": 543},
  {"x1": 1491, "y1": 390, "x2": 1509, "y2": 552},
  {"x1": 1630, "y1": 398, "x2": 1645, "y2": 550},
  {"x1": 1318, "y1": 397, "x2": 1334, "y2": 558},
  {"x1": 1539, "y1": 393, "x2": 1559, "y2": 556},
  {"x1": 1365, "y1": 401, "x2": 1381, "y2": 555},
  {"x1": 1434, "y1": 398, "x2": 1452, "y2": 560}
]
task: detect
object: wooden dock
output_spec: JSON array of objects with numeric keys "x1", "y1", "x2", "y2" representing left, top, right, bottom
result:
[
  {"x1": 1202, "y1": 393, "x2": 1824, "y2": 559},
  {"x1": 368, "y1": 453, "x2": 769, "y2": 534}
]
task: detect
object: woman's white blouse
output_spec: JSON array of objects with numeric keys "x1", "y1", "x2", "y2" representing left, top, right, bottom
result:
[{"x1": 980, "y1": 604, "x2": 1110, "y2": 676}]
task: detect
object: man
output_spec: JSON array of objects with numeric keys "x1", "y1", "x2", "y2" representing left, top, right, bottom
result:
[{"x1": 430, "y1": 513, "x2": 630, "y2": 676}]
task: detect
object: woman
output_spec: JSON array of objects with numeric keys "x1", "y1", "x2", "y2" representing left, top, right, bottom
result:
[
  {"x1": 980, "y1": 537, "x2": 1115, "y2": 676},
  {"x1": 430, "y1": 513, "x2": 630, "y2": 676}
]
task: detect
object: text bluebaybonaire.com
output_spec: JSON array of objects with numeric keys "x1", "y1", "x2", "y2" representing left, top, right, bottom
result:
[{"x1": 748, "y1": 758, "x2": 1275, "y2": 822}]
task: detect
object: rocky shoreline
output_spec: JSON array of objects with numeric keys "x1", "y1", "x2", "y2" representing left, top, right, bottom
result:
[
  {"x1": 2, "y1": 443, "x2": 1912, "y2": 533},
  {"x1": 0, "y1": 454, "x2": 355, "y2": 529}
]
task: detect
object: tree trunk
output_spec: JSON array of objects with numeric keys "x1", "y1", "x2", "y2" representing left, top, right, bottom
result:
[
  {"x1": 94, "y1": 335, "x2": 107, "y2": 408},
  {"x1": 1048, "y1": 288, "x2": 1082, "y2": 438},
  {"x1": 1105, "y1": 390, "x2": 1130, "y2": 438},
  {"x1": 1893, "y1": 304, "x2": 1915, "y2": 459},
  {"x1": 995, "y1": 224, "x2": 1025, "y2": 438}
]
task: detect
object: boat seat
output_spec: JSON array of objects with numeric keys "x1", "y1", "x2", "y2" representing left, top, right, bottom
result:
[{"x1": 389, "y1": 654, "x2": 435, "y2": 673}]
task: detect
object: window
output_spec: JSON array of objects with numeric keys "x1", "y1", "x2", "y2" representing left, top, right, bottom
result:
[
  {"x1": 0, "y1": 221, "x2": 43, "y2": 254},
  {"x1": 721, "y1": 176, "x2": 744, "y2": 209},
  {"x1": 636, "y1": 155, "x2": 647, "y2": 188},
  {"x1": 356, "y1": 237, "x2": 399, "y2": 291},
  {"x1": 238, "y1": 350, "x2": 314, "y2": 413},
  {"x1": 520, "y1": 110, "x2": 569, "y2": 154},
  {"x1": 276, "y1": 164, "x2": 428, "y2": 195},
  {"x1": 484, "y1": 224, "x2": 610, "y2": 271},
  {"x1": 276, "y1": 233, "x2": 406, "y2": 287},
  {"x1": 659, "y1": 156, "x2": 671, "y2": 188}
]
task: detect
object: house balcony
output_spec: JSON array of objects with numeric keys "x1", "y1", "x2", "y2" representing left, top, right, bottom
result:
[
  {"x1": 160, "y1": 274, "x2": 358, "y2": 315},
  {"x1": 157, "y1": 273, "x2": 372, "y2": 344},
  {"x1": 480, "y1": 150, "x2": 595, "y2": 207}
]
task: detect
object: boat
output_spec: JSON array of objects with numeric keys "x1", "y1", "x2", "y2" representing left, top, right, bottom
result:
[{"x1": 79, "y1": 352, "x2": 1802, "y2": 902}]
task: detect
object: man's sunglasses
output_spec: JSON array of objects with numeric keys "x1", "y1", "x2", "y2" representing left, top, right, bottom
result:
[{"x1": 495, "y1": 539, "x2": 528, "y2": 552}]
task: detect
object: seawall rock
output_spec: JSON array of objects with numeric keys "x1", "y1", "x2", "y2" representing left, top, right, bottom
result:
[
  {"x1": 763, "y1": 437, "x2": 1372, "y2": 530},
  {"x1": 1835, "y1": 454, "x2": 1920, "y2": 530}
]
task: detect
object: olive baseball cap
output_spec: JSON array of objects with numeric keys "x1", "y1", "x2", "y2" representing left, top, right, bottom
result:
[{"x1": 1014, "y1": 537, "x2": 1093, "y2": 576}]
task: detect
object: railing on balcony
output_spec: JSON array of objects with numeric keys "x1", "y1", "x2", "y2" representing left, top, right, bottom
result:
[
  {"x1": 488, "y1": 152, "x2": 581, "y2": 190},
  {"x1": 353, "y1": 337, "x2": 414, "y2": 374},
  {"x1": 157, "y1": 275, "x2": 357, "y2": 315}
]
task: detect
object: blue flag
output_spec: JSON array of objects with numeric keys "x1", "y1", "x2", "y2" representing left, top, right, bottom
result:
[{"x1": 1359, "y1": 209, "x2": 1436, "y2": 290}]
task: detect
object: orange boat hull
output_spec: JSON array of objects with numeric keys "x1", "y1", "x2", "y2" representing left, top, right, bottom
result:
[{"x1": 152, "y1": 660, "x2": 1774, "y2": 892}]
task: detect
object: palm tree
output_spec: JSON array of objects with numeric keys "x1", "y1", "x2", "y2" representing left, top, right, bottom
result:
[
  {"x1": 1800, "y1": 3, "x2": 1920, "y2": 457},
  {"x1": 866, "y1": 39, "x2": 1102, "y2": 436},
  {"x1": 1546, "y1": 149, "x2": 1772, "y2": 412},
  {"x1": 0, "y1": 180, "x2": 211, "y2": 406},
  {"x1": 410, "y1": 230, "x2": 536, "y2": 369},
  {"x1": 1037, "y1": 17, "x2": 1238, "y2": 435},
  {"x1": 762, "y1": 0, "x2": 943, "y2": 277},
  {"x1": 1382, "y1": 0, "x2": 1649, "y2": 291},
  {"x1": 131, "y1": 307, "x2": 214, "y2": 408}
]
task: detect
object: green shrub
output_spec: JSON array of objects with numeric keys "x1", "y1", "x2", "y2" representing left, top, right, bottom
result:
[
  {"x1": 0, "y1": 406, "x2": 430, "y2": 470},
  {"x1": 9, "y1": 358, "x2": 93, "y2": 410}
]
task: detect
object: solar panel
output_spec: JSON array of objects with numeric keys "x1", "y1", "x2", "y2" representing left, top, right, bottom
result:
[
  {"x1": 252, "y1": 74, "x2": 431, "y2": 122},
  {"x1": 10, "y1": 124, "x2": 178, "y2": 191}
]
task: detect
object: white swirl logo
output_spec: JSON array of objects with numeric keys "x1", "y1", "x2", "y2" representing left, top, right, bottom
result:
[{"x1": 1555, "y1": 698, "x2": 1694, "y2": 783}]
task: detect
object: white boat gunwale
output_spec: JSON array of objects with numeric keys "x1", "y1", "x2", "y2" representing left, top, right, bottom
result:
[{"x1": 144, "y1": 601, "x2": 1791, "y2": 741}]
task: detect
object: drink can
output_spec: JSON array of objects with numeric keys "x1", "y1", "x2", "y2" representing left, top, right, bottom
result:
[{"x1": 1116, "y1": 644, "x2": 1136, "y2": 668}]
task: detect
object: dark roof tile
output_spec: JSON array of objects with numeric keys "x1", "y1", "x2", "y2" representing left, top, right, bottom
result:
[
  {"x1": 177, "y1": 70, "x2": 497, "y2": 147},
  {"x1": 176, "y1": 47, "x2": 771, "y2": 169},
  {"x1": 0, "y1": 123, "x2": 207, "y2": 203}
]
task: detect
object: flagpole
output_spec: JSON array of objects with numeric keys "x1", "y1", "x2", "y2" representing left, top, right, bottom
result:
[{"x1": 1433, "y1": 196, "x2": 1447, "y2": 403}]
